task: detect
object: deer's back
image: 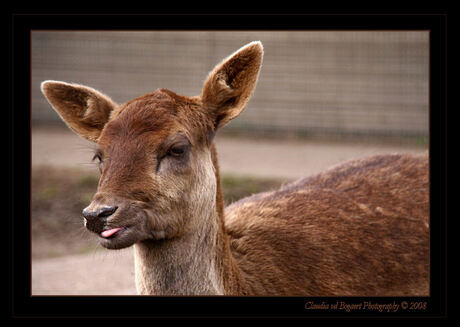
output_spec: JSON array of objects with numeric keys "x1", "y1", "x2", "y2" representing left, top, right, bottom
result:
[{"x1": 224, "y1": 153, "x2": 429, "y2": 296}]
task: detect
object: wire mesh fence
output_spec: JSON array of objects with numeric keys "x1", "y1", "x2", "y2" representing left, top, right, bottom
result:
[{"x1": 32, "y1": 31, "x2": 428, "y2": 143}]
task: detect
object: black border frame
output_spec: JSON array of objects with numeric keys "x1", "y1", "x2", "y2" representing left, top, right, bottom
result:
[{"x1": 8, "y1": 11, "x2": 448, "y2": 320}]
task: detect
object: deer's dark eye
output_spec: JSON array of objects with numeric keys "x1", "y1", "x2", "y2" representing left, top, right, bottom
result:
[
  {"x1": 168, "y1": 145, "x2": 186, "y2": 157},
  {"x1": 156, "y1": 135, "x2": 191, "y2": 173}
]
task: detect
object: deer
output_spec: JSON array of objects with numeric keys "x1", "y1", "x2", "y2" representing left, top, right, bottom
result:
[{"x1": 40, "y1": 41, "x2": 429, "y2": 296}]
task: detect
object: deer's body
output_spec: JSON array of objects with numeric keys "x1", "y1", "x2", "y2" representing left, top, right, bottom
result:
[
  {"x1": 41, "y1": 41, "x2": 429, "y2": 296},
  {"x1": 225, "y1": 153, "x2": 429, "y2": 296}
]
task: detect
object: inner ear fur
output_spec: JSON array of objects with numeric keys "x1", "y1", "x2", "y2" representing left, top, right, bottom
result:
[
  {"x1": 201, "y1": 41, "x2": 263, "y2": 129},
  {"x1": 41, "y1": 80, "x2": 118, "y2": 142}
]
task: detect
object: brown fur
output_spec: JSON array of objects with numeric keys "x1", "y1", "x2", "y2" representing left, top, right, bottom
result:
[
  {"x1": 41, "y1": 81, "x2": 118, "y2": 142},
  {"x1": 225, "y1": 153, "x2": 429, "y2": 295},
  {"x1": 41, "y1": 41, "x2": 429, "y2": 296}
]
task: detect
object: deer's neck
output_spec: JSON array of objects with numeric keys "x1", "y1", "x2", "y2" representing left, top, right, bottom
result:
[
  {"x1": 133, "y1": 214, "x2": 223, "y2": 295},
  {"x1": 133, "y1": 144, "x2": 246, "y2": 295}
]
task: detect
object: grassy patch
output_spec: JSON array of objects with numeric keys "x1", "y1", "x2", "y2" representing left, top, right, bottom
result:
[
  {"x1": 39, "y1": 185, "x2": 60, "y2": 200},
  {"x1": 32, "y1": 166, "x2": 99, "y2": 258},
  {"x1": 221, "y1": 174, "x2": 285, "y2": 204}
]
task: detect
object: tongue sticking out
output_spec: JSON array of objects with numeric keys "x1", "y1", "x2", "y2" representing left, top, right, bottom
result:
[{"x1": 101, "y1": 227, "x2": 123, "y2": 238}]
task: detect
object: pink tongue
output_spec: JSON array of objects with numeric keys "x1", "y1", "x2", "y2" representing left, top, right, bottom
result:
[{"x1": 101, "y1": 227, "x2": 122, "y2": 238}]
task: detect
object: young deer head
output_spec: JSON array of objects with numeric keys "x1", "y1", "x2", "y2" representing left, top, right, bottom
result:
[{"x1": 41, "y1": 41, "x2": 262, "y2": 252}]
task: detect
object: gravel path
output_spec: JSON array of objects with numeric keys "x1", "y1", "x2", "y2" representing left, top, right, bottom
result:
[{"x1": 32, "y1": 249, "x2": 136, "y2": 295}]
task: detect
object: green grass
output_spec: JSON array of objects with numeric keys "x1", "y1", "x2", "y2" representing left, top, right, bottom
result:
[
  {"x1": 39, "y1": 185, "x2": 60, "y2": 200},
  {"x1": 221, "y1": 174, "x2": 284, "y2": 204}
]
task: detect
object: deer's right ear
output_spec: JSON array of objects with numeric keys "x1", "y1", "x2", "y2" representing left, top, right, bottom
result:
[
  {"x1": 201, "y1": 41, "x2": 263, "y2": 130},
  {"x1": 41, "y1": 81, "x2": 118, "y2": 142}
]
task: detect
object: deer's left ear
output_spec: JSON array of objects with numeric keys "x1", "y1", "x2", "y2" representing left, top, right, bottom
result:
[
  {"x1": 201, "y1": 41, "x2": 263, "y2": 129},
  {"x1": 41, "y1": 81, "x2": 118, "y2": 142}
]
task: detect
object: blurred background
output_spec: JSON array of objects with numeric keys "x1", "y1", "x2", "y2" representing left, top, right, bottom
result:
[
  {"x1": 32, "y1": 31, "x2": 428, "y2": 141},
  {"x1": 31, "y1": 31, "x2": 429, "y2": 295}
]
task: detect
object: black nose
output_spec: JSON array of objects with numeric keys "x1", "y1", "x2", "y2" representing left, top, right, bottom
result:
[{"x1": 82, "y1": 205, "x2": 118, "y2": 221}]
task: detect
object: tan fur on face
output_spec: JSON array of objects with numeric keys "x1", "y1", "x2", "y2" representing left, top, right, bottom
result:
[{"x1": 134, "y1": 147, "x2": 224, "y2": 295}]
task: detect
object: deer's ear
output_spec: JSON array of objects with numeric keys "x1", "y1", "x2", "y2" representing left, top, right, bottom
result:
[
  {"x1": 41, "y1": 81, "x2": 118, "y2": 142},
  {"x1": 201, "y1": 41, "x2": 263, "y2": 129}
]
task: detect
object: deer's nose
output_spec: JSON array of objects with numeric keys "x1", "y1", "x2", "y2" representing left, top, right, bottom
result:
[{"x1": 82, "y1": 205, "x2": 118, "y2": 221}]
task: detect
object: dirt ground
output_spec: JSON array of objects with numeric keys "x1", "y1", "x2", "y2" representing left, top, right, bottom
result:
[{"x1": 31, "y1": 126, "x2": 427, "y2": 295}]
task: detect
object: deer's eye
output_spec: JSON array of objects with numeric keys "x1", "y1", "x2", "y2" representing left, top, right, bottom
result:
[{"x1": 168, "y1": 145, "x2": 186, "y2": 157}]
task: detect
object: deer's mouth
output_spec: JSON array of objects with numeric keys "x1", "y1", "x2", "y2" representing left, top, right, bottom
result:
[
  {"x1": 100, "y1": 226, "x2": 125, "y2": 238},
  {"x1": 96, "y1": 210, "x2": 153, "y2": 249},
  {"x1": 85, "y1": 203, "x2": 165, "y2": 249},
  {"x1": 98, "y1": 225, "x2": 137, "y2": 249}
]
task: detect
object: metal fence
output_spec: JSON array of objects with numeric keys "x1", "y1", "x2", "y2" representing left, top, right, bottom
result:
[{"x1": 32, "y1": 31, "x2": 428, "y2": 142}]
